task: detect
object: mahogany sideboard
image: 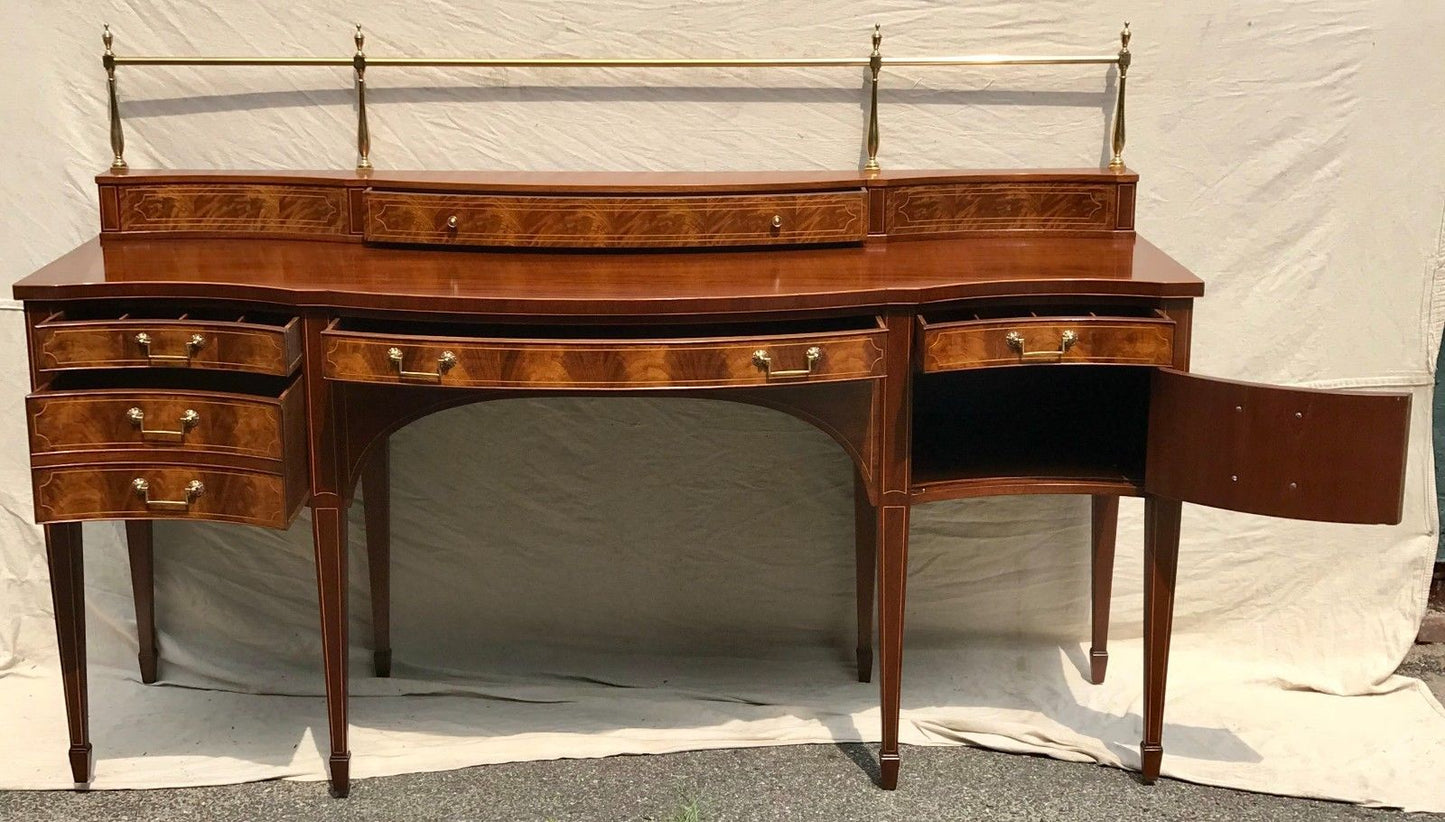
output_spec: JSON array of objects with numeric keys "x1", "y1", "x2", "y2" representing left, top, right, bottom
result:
[{"x1": 17, "y1": 167, "x2": 1410, "y2": 796}]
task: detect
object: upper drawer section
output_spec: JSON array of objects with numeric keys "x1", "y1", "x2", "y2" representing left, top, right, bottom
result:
[
  {"x1": 33, "y1": 308, "x2": 302, "y2": 377},
  {"x1": 323, "y1": 316, "x2": 887, "y2": 389},
  {"x1": 919, "y1": 306, "x2": 1175, "y2": 372},
  {"x1": 886, "y1": 181, "x2": 1129, "y2": 237},
  {"x1": 364, "y1": 190, "x2": 869, "y2": 249},
  {"x1": 105, "y1": 183, "x2": 350, "y2": 239}
]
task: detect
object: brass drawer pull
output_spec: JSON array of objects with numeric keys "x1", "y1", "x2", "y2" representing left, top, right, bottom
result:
[
  {"x1": 388, "y1": 347, "x2": 458, "y2": 381},
  {"x1": 753, "y1": 346, "x2": 823, "y2": 379},
  {"x1": 1006, "y1": 329, "x2": 1078, "y2": 359},
  {"x1": 126, "y1": 407, "x2": 201, "y2": 441},
  {"x1": 446, "y1": 214, "x2": 459, "y2": 230},
  {"x1": 134, "y1": 331, "x2": 205, "y2": 364},
  {"x1": 131, "y1": 477, "x2": 204, "y2": 511}
]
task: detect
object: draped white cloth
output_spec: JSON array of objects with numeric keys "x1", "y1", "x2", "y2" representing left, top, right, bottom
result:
[{"x1": 1, "y1": 0, "x2": 1443, "y2": 810}]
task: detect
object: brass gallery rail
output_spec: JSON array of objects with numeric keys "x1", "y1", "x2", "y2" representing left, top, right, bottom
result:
[{"x1": 99, "y1": 22, "x2": 1133, "y2": 173}]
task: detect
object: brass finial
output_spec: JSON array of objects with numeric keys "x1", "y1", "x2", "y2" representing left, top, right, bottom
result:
[
  {"x1": 103, "y1": 24, "x2": 125, "y2": 169},
  {"x1": 1108, "y1": 22, "x2": 1131, "y2": 170},
  {"x1": 354, "y1": 24, "x2": 372, "y2": 170},
  {"x1": 864, "y1": 24, "x2": 883, "y2": 173}
]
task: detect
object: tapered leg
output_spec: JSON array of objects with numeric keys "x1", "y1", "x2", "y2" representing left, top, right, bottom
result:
[
  {"x1": 312, "y1": 505, "x2": 350, "y2": 796},
  {"x1": 1140, "y1": 496, "x2": 1182, "y2": 784},
  {"x1": 46, "y1": 522, "x2": 92, "y2": 787},
  {"x1": 125, "y1": 521, "x2": 158, "y2": 684},
  {"x1": 854, "y1": 471, "x2": 876, "y2": 683},
  {"x1": 876, "y1": 503, "x2": 911, "y2": 790},
  {"x1": 362, "y1": 440, "x2": 392, "y2": 678},
  {"x1": 1089, "y1": 495, "x2": 1119, "y2": 685}
]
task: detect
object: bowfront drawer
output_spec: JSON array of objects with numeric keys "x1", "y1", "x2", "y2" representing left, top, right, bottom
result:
[
  {"x1": 322, "y1": 317, "x2": 887, "y2": 389},
  {"x1": 27, "y1": 378, "x2": 302, "y2": 461},
  {"x1": 33, "y1": 310, "x2": 302, "y2": 376},
  {"x1": 33, "y1": 464, "x2": 300, "y2": 528},
  {"x1": 364, "y1": 189, "x2": 868, "y2": 248},
  {"x1": 920, "y1": 308, "x2": 1175, "y2": 372}
]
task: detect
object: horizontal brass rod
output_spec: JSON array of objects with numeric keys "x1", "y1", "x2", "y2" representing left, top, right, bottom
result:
[{"x1": 113, "y1": 54, "x2": 1119, "y2": 69}]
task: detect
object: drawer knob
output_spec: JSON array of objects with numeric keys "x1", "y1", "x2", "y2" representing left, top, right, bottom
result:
[
  {"x1": 1005, "y1": 329, "x2": 1077, "y2": 359},
  {"x1": 131, "y1": 477, "x2": 204, "y2": 511},
  {"x1": 126, "y1": 407, "x2": 201, "y2": 441},
  {"x1": 388, "y1": 347, "x2": 458, "y2": 381},
  {"x1": 134, "y1": 332, "x2": 205, "y2": 365},
  {"x1": 446, "y1": 215, "x2": 459, "y2": 230},
  {"x1": 753, "y1": 345, "x2": 823, "y2": 380},
  {"x1": 771, "y1": 214, "x2": 783, "y2": 230}
]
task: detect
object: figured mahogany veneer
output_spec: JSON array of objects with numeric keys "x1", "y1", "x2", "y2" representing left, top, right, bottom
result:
[
  {"x1": 919, "y1": 310, "x2": 1175, "y2": 371},
  {"x1": 322, "y1": 319, "x2": 887, "y2": 389},
  {"x1": 33, "y1": 464, "x2": 304, "y2": 528},
  {"x1": 96, "y1": 168, "x2": 1139, "y2": 246},
  {"x1": 366, "y1": 190, "x2": 869, "y2": 248},
  {"x1": 112, "y1": 183, "x2": 350, "y2": 240},
  {"x1": 21, "y1": 167, "x2": 1413, "y2": 799},
  {"x1": 27, "y1": 379, "x2": 303, "y2": 462},
  {"x1": 886, "y1": 182, "x2": 1123, "y2": 236},
  {"x1": 33, "y1": 312, "x2": 302, "y2": 377}
]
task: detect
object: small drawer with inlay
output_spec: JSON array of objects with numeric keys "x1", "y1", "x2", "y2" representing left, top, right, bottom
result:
[
  {"x1": 364, "y1": 189, "x2": 868, "y2": 248},
  {"x1": 32, "y1": 464, "x2": 304, "y2": 528},
  {"x1": 919, "y1": 307, "x2": 1175, "y2": 372},
  {"x1": 33, "y1": 307, "x2": 302, "y2": 376},
  {"x1": 322, "y1": 316, "x2": 888, "y2": 389},
  {"x1": 26, "y1": 374, "x2": 303, "y2": 462}
]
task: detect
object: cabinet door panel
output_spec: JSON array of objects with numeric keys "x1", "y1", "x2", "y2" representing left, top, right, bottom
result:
[{"x1": 1145, "y1": 369, "x2": 1409, "y2": 524}]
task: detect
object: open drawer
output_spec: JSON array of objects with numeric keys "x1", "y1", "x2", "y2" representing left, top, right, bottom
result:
[
  {"x1": 32, "y1": 306, "x2": 302, "y2": 376},
  {"x1": 321, "y1": 316, "x2": 888, "y2": 389},
  {"x1": 918, "y1": 305, "x2": 1175, "y2": 372}
]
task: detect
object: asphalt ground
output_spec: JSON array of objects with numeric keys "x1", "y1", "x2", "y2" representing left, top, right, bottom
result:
[{"x1": 3, "y1": 644, "x2": 1442, "y2": 822}]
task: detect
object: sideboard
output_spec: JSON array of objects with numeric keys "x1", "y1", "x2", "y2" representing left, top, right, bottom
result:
[{"x1": 16, "y1": 165, "x2": 1411, "y2": 795}]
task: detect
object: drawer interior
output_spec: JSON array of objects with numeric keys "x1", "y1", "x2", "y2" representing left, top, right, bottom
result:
[
  {"x1": 329, "y1": 314, "x2": 884, "y2": 341},
  {"x1": 37, "y1": 304, "x2": 295, "y2": 328},
  {"x1": 922, "y1": 303, "x2": 1168, "y2": 325},
  {"x1": 35, "y1": 369, "x2": 295, "y2": 398},
  {"x1": 911, "y1": 365, "x2": 1150, "y2": 486}
]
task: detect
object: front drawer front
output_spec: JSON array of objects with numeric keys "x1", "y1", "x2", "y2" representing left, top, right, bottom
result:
[
  {"x1": 33, "y1": 465, "x2": 290, "y2": 528},
  {"x1": 887, "y1": 182, "x2": 1119, "y2": 236},
  {"x1": 27, "y1": 384, "x2": 297, "y2": 460},
  {"x1": 34, "y1": 319, "x2": 302, "y2": 376},
  {"x1": 365, "y1": 190, "x2": 868, "y2": 248},
  {"x1": 921, "y1": 315, "x2": 1174, "y2": 372},
  {"x1": 323, "y1": 330, "x2": 887, "y2": 389},
  {"x1": 114, "y1": 183, "x2": 349, "y2": 237}
]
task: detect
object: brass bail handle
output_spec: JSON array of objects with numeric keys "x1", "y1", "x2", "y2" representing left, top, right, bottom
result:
[
  {"x1": 126, "y1": 407, "x2": 201, "y2": 441},
  {"x1": 135, "y1": 331, "x2": 206, "y2": 364},
  {"x1": 753, "y1": 345, "x2": 823, "y2": 379},
  {"x1": 131, "y1": 477, "x2": 205, "y2": 511},
  {"x1": 388, "y1": 347, "x2": 457, "y2": 381},
  {"x1": 1006, "y1": 329, "x2": 1078, "y2": 358}
]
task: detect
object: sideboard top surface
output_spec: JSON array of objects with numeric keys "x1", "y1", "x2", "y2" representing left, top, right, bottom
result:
[{"x1": 16, "y1": 234, "x2": 1201, "y2": 316}]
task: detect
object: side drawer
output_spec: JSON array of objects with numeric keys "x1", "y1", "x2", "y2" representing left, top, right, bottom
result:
[
  {"x1": 27, "y1": 377, "x2": 302, "y2": 461},
  {"x1": 32, "y1": 464, "x2": 303, "y2": 529},
  {"x1": 322, "y1": 317, "x2": 888, "y2": 389},
  {"x1": 919, "y1": 309, "x2": 1175, "y2": 372},
  {"x1": 33, "y1": 309, "x2": 302, "y2": 376},
  {"x1": 364, "y1": 189, "x2": 869, "y2": 248}
]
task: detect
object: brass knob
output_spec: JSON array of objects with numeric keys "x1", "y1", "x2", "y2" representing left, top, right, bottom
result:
[
  {"x1": 446, "y1": 215, "x2": 459, "y2": 230},
  {"x1": 771, "y1": 214, "x2": 783, "y2": 230}
]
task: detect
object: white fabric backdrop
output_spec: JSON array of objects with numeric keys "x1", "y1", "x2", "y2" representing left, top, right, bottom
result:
[{"x1": 2, "y1": 0, "x2": 1445, "y2": 810}]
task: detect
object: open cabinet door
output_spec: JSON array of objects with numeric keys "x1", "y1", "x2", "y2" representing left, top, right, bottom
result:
[
  {"x1": 1145, "y1": 369, "x2": 1411, "y2": 523},
  {"x1": 1133, "y1": 369, "x2": 1411, "y2": 783}
]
